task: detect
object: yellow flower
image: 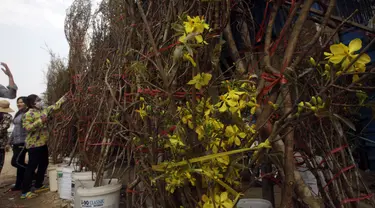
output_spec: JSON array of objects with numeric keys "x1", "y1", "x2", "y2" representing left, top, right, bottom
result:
[
  {"x1": 164, "y1": 168, "x2": 196, "y2": 193},
  {"x1": 200, "y1": 192, "x2": 234, "y2": 208},
  {"x1": 202, "y1": 166, "x2": 223, "y2": 179},
  {"x1": 216, "y1": 155, "x2": 230, "y2": 166},
  {"x1": 224, "y1": 125, "x2": 246, "y2": 146},
  {"x1": 187, "y1": 73, "x2": 212, "y2": 90},
  {"x1": 216, "y1": 90, "x2": 245, "y2": 114},
  {"x1": 136, "y1": 103, "x2": 147, "y2": 119},
  {"x1": 208, "y1": 138, "x2": 226, "y2": 153},
  {"x1": 181, "y1": 114, "x2": 194, "y2": 129},
  {"x1": 325, "y1": 39, "x2": 371, "y2": 69},
  {"x1": 183, "y1": 16, "x2": 210, "y2": 34}
]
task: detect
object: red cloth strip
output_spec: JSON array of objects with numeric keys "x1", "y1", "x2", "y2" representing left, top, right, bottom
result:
[
  {"x1": 341, "y1": 194, "x2": 374, "y2": 204},
  {"x1": 255, "y1": 0, "x2": 271, "y2": 43},
  {"x1": 318, "y1": 144, "x2": 349, "y2": 167},
  {"x1": 323, "y1": 164, "x2": 355, "y2": 190},
  {"x1": 259, "y1": 59, "x2": 288, "y2": 98}
]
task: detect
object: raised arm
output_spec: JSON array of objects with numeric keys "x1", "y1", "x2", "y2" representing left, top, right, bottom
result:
[
  {"x1": 45, "y1": 94, "x2": 68, "y2": 116},
  {"x1": 0, "y1": 62, "x2": 17, "y2": 99}
]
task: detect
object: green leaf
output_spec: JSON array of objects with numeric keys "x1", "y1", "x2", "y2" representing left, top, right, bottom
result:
[{"x1": 333, "y1": 114, "x2": 356, "y2": 131}]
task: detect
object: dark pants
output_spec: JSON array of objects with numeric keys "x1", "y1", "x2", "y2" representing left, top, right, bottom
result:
[
  {"x1": 0, "y1": 148, "x2": 5, "y2": 174},
  {"x1": 11, "y1": 144, "x2": 27, "y2": 189},
  {"x1": 22, "y1": 145, "x2": 49, "y2": 194}
]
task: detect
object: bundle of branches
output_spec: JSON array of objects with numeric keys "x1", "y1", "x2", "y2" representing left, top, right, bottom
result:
[{"x1": 45, "y1": 0, "x2": 375, "y2": 207}]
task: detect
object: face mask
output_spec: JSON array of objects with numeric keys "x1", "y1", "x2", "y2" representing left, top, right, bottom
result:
[{"x1": 35, "y1": 101, "x2": 45, "y2": 109}]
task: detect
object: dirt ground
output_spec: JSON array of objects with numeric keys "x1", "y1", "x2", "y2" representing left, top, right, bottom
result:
[{"x1": 0, "y1": 151, "x2": 67, "y2": 208}]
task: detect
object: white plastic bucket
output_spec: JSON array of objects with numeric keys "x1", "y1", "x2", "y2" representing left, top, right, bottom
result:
[
  {"x1": 59, "y1": 166, "x2": 74, "y2": 200},
  {"x1": 71, "y1": 172, "x2": 96, "y2": 207},
  {"x1": 47, "y1": 165, "x2": 58, "y2": 192},
  {"x1": 76, "y1": 179, "x2": 121, "y2": 208},
  {"x1": 56, "y1": 166, "x2": 65, "y2": 194}
]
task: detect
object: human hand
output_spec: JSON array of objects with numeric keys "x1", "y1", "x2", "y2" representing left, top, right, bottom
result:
[{"x1": 0, "y1": 62, "x2": 13, "y2": 78}]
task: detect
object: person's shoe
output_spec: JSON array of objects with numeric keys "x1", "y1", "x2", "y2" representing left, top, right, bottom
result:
[
  {"x1": 34, "y1": 185, "x2": 49, "y2": 193},
  {"x1": 20, "y1": 192, "x2": 38, "y2": 199}
]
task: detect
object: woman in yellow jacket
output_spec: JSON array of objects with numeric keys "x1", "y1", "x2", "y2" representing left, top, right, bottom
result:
[{"x1": 21, "y1": 94, "x2": 67, "y2": 199}]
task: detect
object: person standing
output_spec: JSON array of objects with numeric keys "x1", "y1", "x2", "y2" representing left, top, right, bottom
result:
[
  {"x1": 0, "y1": 62, "x2": 18, "y2": 99},
  {"x1": 21, "y1": 94, "x2": 67, "y2": 199},
  {"x1": 7, "y1": 97, "x2": 28, "y2": 191},
  {"x1": 0, "y1": 100, "x2": 14, "y2": 174}
]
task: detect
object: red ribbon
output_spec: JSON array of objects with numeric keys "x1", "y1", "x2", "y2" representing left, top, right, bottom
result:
[
  {"x1": 255, "y1": 0, "x2": 271, "y2": 43},
  {"x1": 323, "y1": 164, "x2": 355, "y2": 190},
  {"x1": 341, "y1": 194, "x2": 374, "y2": 204},
  {"x1": 269, "y1": 0, "x2": 296, "y2": 56},
  {"x1": 259, "y1": 60, "x2": 288, "y2": 98},
  {"x1": 318, "y1": 144, "x2": 349, "y2": 167}
]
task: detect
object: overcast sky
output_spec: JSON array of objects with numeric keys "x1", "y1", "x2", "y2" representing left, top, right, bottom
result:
[
  {"x1": 0, "y1": 0, "x2": 102, "y2": 115},
  {"x1": 0, "y1": 0, "x2": 74, "y2": 113}
]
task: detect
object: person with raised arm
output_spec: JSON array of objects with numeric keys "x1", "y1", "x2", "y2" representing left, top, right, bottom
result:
[
  {"x1": 21, "y1": 93, "x2": 68, "y2": 199},
  {"x1": 0, "y1": 62, "x2": 17, "y2": 99}
]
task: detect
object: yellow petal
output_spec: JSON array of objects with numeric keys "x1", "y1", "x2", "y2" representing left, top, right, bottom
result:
[
  {"x1": 330, "y1": 44, "x2": 346, "y2": 55},
  {"x1": 348, "y1": 38, "x2": 362, "y2": 53},
  {"x1": 250, "y1": 106, "x2": 256, "y2": 115},
  {"x1": 220, "y1": 192, "x2": 228, "y2": 201},
  {"x1": 356, "y1": 53, "x2": 371, "y2": 65},
  {"x1": 187, "y1": 79, "x2": 196, "y2": 85},
  {"x1": 238, "y1": 132, "x2": 246, "y2": 139},
  {"x1": 229, "y1": 106, "x2": 238, "y2": 113},
  {"x1": 226, "y1": 99, "x2": 238, "y2": 107},
  {"x1": 178, "y1": 34, "x2": 187, "y2": 43},
  {"x1": 329, "y1": 54, "x2": 346, "y2": 64},
  {"x1": 201, "y1": 73, "x2": 212, "y2": 85},
  {"x1": 225, "y1": 126, "x2": 234, "y2": 137},
  {"x1": 216, "y1": 156, "x2": 230, "y2": 165},
  {"x1": 195, "y1": 35, "x2": 204, "y2": 43},
  {"x1": 219, "y1": 103, "x2": 228, "y2": 112},
  {"x1": 352, "y1": 74, "x2": 360, "y2": 83},
  {"x1": 202, "y1": 194, "x2": 209, "y2": 202},
  {"x1": 324, "y1": 52, "x2": 333, "y2": 58}
]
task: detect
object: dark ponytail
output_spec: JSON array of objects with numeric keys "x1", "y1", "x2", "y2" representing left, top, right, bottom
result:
[{"x1": 25, "y1": 94, "x2": 39, "y2": 112}]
